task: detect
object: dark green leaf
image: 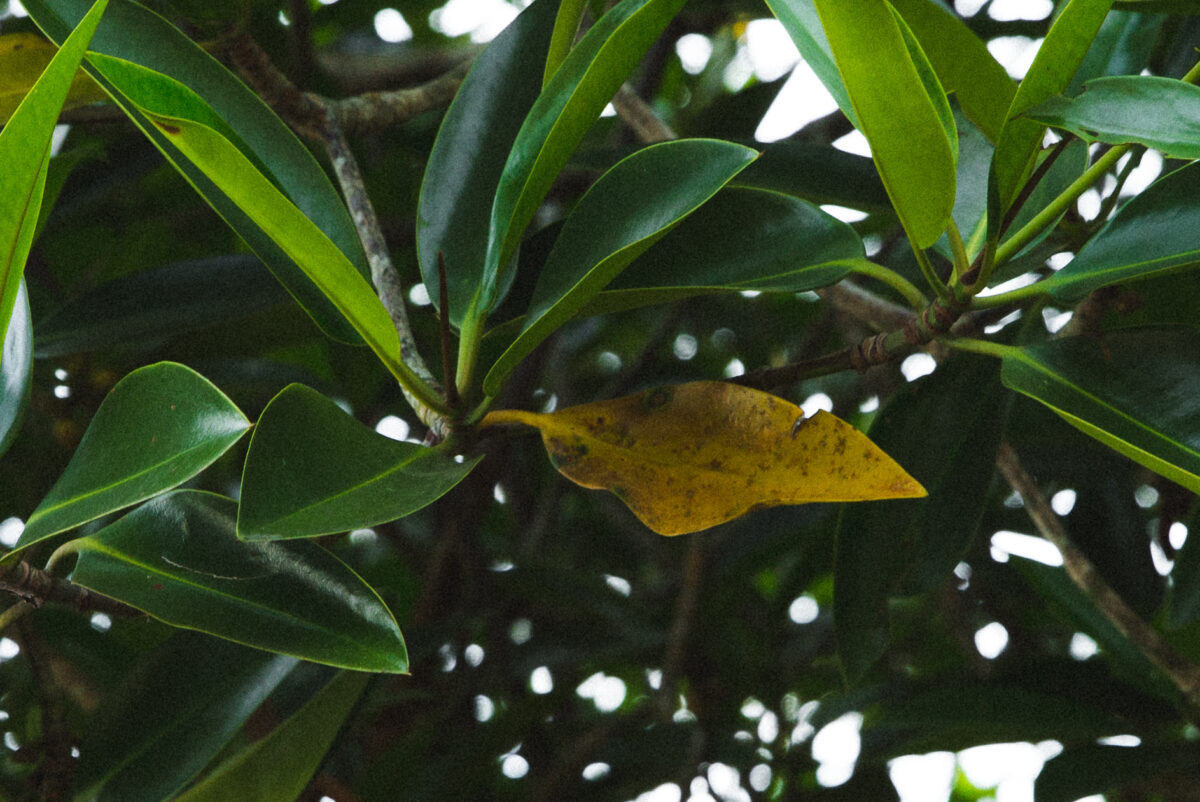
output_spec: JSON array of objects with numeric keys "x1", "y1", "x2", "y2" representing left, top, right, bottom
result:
[
  {"x1": 835, "y1": 354, "x2": 1006, "y2": 682},
  {"x1": 0, "y1": 281, "x2": 31, "y2": 458},
  {"x1": 1040, "y1": 161, "x2": 1200, "y2": 300},
  {"x1": 24, "y1": 0, "x2": 371, "y2": 343},
  {"x1": 238, "y1": 384, "x2": 478, "y2": 540},
  {"x1": 1068, "y1": 10, "x2": 1165, "y2": 95},
  {"x1": 589, "y1": 187, "x2": 863, "y2": 316},
  {"x1": 1001, "y1": 327, "x2": 1200, "y2": 494},
  {"x1": 1167, "y1": 503, "x2": 1200, "y2": 628},
  {"x1": 174, "y1": 671, "x2": 367, "y2": 802},
  {"x1": 416, "y1": 0, "x2": 560, "y2": 326},
  {"x1": 33, "y1": 255, "x2": 288, "y2": 358},
  {"x1": 1026, "y1": 76, "x2": 1200, "y2": 159},
  {"x1": 15, "y1": 362, "x2": 250, "y2": 552},
  {"x1": 64, "y1": 491, "x2": 408, "y2": 672},
  {"x1": 482, "y1": 139, "x2": 757, "y2": 395},
  {"x1": 990, "y1": 0, "x2": 1114, "y2": 217},
  {"x1": 735, "y1": 141, "x2": 890, "y2": 211},
  {"x1": 478, "y1": 0, "x2": 689, "y2": 317},
  {"x1": 75, "y1": 632, "x2": 296, "y2": 802},
  {"x1": 1036, "y1": 743, "x2": 1200, "y2": 802},
  {"x1": 812, "y1": 0, "x2": 956, "y2": 248},
  {"x1": 763, "y1": 0, "x2": 857, "y2": 127},
  {"x1": 0, "y1": 0, "x2": 107, "y2": 349}
]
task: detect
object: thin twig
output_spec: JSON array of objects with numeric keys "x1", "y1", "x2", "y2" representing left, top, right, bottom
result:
[
  {"x1": 331, "y1": 61, "x2": 470, "y2": 135},
  {"x1": 996, "y1": 442, "x2": 1200, "y2": 712},
  {"x1": 612, "y1": 83, "x2": 676, "y2": 143},
  {"x1": 657, "y1": 537, "x2": 704, "y2": 719}
]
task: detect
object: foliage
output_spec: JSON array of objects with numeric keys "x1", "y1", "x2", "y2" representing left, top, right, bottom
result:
[{"x1": 1, "y1": 0, "x2": 1199, "y2": 799}]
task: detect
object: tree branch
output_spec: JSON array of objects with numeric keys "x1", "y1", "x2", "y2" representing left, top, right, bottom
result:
[
  {"x1": 612, "y1": 83, "x2": 676, "y2": 143},
  {"x1": 996, "y1": 442, "x2": 1200, "y2": 712},
  {"x1": 0, "y1": 560, "x2": 139, "y2": 623}
]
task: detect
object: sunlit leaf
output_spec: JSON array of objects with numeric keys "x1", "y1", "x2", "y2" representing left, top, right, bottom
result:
[
  {"x1": 75, "y1": 632, "x2": 296, "y2": 802},
  {"x1": 482, "y1": 138, "x2": 757, "y2": 396},
  {"x1": 990, "y1": 0, "x2": 1114, "y2": 219},
  {"x1": 1001, "y1": 327, "x2": 1200, "y2": 495},
  {"x1": 62, "y1": 491, "x2": 409, "y2": 673},
  {"x1": 811, "y1": 0, "x2": 956, "y2": 248},
  {"x1": 1026, "y1": 76, "x2": 1200, "y2": 159},
  {"x1": 23, "y1": 0, "x2": 371, "y2": 342},
  {"x1": 238, "y1": 384, "x2": 479, "y2": 540},
  {"x1": 1039, "y1": 161, "x2": 1200, "y2": 301},
  {"x1": 0, "y1": 32, "x2": 106, "y2": 122},
  {"x1": 482, "y1": 381, "x2": 925, "y2": 536},
  {"x1": 761, "y1": 0, "x2": 857, "y2": 127},
  {"x1": 0, "y1": 282, "x2": 31, "y2": 458},
  {"x1": 173, "y1": 671, "x2": 367, "y2": 802},
  {"x1": 0, "y1": 0, "x2": 107, "y2": 357},
  {"x1": 15, "y1": 362, "x2": 250, "y2": 553}
]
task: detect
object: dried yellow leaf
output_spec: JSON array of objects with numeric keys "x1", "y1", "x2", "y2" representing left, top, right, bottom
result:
[
  {"x1": 481, "y1": 381, "x2": 926, "y2": 535},
  {"x1": 0, "y1": 33, "x2": 108, "y2": 124}
]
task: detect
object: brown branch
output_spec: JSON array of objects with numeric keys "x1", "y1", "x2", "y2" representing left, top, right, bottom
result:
[
  {"x1": 657, "y1": 536, "x2": 704, "y2": 719},
  {"x1": 331, "y1": 61, "x2": 470, "y2": 135},
  {"x1": 996, "y1": 442, "x2": 1200, "y2": 712},
  {"x1": 612, "y1": 83, "x2": 676, "y2": 143},
  {"x1": 0, "y1": 560, "x2": 139, "y2": 620}
]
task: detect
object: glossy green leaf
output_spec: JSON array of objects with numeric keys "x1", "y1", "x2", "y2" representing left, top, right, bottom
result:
[
  {"x1": 238, "y1": 384, "x2": 479, "y2": 540},
  {"x1": 80, "y1": 55, "x2": 413, "y2": 387},
  {"x1": 586, "y1": 187, "x2": 864, "y2": 316},
  {"x1": 1001, "y1": 327, "x2": 1200, "y2": 495},
  {"x1": 23, "y1": 0, "x2": 370, "y2": 343},
  {"x1": 174, "y1": 671, "x2": 367, "y2": 802},
  {"x1": 0, "y1": 0, "x2": 107, "y2": 352},
  {"x1": 835, "y1": 354, "x2": 1006, "y2": 682},
  {"x1": 416, "y1": 0, "x2": 560, "y2": 326},
  {"x1": 812, "y1": 0, "x2": 956, "y2": 248},
  {"x1": 889, "y1": 0, "x2": 1016, "y2": 141},
  {"x1": 1026, "y1": 76, "x2": 1200, "y2": 159},
  {"x1": 736, "y1": 141, "x2": 890, "y2": 211},
  {"x1": 64, "y1": 491, "x2": 409, "y2": 672},
  {"x1": 15, "y1": 362, "x2": 250, "y2": 552},
  {"x1": 762, "y1": 0, "x2": 857, "y2": 127},
  {"x1": 34, "y1": 255, "x2": 288, "y2": 358},
  {"x1": 483, "y1": 139, "x2": 757, "y2": 396},
  {"x1": 1068, "y1": 10, "x2": 1165, "y2": 95},
  {"x1": 1039, "y1": 161, "x2": 1200, "y2": 301},
  {"x1": 990, "y1": 0, "x2": 1114, "y2": 217},
  {"x1": 478, "y1": 0, "x2": 689, "y2": 317},
  {"x1": 0, "y1": 282, "x2": 31, "y2": 458},
  {"x1": 75, "y1": 632, "x2": 296, "y2": 802}
]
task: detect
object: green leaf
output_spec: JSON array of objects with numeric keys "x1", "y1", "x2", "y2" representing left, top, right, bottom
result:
[
  {"x1": 75, "y1": 632, "x2": 296, "y2": 802},
  {"x1": 1067, "y1": 10, "x2": 1165, "y2": 95},
  {"x1": 64, "y1": 491, "x2": 409, "y2": 673},
  {"x1": 835, "y1": 354, "x2": 1006, "y2": 682},
  {"x1": 482, "y1": 139, "x2": 757, "y2": 396},
  {"x1": 1036, "y1": 743, "x2": 1200, "y2": 802},
  {"x1": 23, "y1": 0, "x2": 370, "y2": 343},
  {"x1": 762, "y1": 0, "x2": 857, "y2": 127},
  {"x1": 79, "y1": 54, "x2": 412, "y2": 387},
  {"x1": 0, "y1": 281, "x2": 31, "y2": 458},
  {"x1": 33, "y1": 255, "x2": 288, "y2": 358},
  {"x1": 589, "y1": 187, "x2": 864, "y2": 315},
  {"x1": 173, "y1": 671, "x2": 368, "y2": 802},
  {"x1": 990, "y1": 0, "x2": 1114, "y2": 217},
  {"x1": 0, "y1": 0, "x2": 107, "y2": 354},
  {"x1": 1040, "y1": 161, "x2": 1200, "y2": 301},
  {"x1": 1001, "y1": 327, "x2": 1200, "y2": 495},
  {"x1": 736, "y1": 141, "x2": 890, "y2": 211},
  {"x1": 416, "y1": 0, "x2": 561, "y2": 326},
  {"x1": 478, "y1": 0, "x2": 690, "y2": 318},
  {"x1": 888, "y1": 0, "x2": 1016, "y2": 141},
  {"x1": 1025, "y1": 76, "x2": 1200, "y2": 159},
  {"x1": 238, "y1": 384, "x2": 479, "y2": 540},
  {"x1": 812, "y1": 0, "x2": 956, "y2": 248},
  {"x1": 15, "y1": 362, "x2": 250, "y2": 553}
]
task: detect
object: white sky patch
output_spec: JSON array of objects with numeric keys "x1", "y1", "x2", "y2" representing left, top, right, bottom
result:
[
  {"x1": 832, "y1": 129, "x2": 872, "y2": 158},
  {"x1": 820, "y1": 203, "x2": 869, "y2": 223},
  {"x1": 375, "y1": 415, "x2": 410, "y2": 441},
  {"x1": 530, "y1": 666, "x2": 553, "y2": 694},
  {"x1": 987, "y1": 36, "x2": 1044, "y2": 80},
  {"x1": 991, "y1": 530, "x2": 1064, "y2": 566},
  {"x1": 1077, "y1": 187, "x2": 1103, "y2": 221},
  {"x1": 976, "y1": 270, "x2": 1040, "y2": 297},
  {"x1": 1098, "y1": 734, "x2": 1142, "y2": 747},
  {"x1": 901, "y1": 353, "x2": 937, "y2": 381},
  {"x1": 676, "y1": 33, "x2": 713, "y2": 75},
  {"x1": 1050, "y1": 489, "x2": 1076, "y2": 516},
  {"x1": 605, "y1": 574, "x2": 632, "y2": 596},
  {"x1": 1170, "y1": 522, "x2": 1188, "y2": 551},
  {"x1": 724, "y1": 358, "x2": 745, "y2": 378},
  {"x1": 429, "y1": 0, "x2": 516, "y2": 42},
  {"x1": 1046, "y1": 251, "x2": 1074, "y2": 271},
  {"x1": 889, "y1": 752, "x2": 955, "y2": 802},
  {"x1": 975, "y1": 621, "x2": 1009, "y2": 659},
  {"x1": 409, "y1": 283, "x2": 431, "y2": 305},
  {"x1": 756, "y1": 61, "x2": 839, "y2": 143},
  {"x1": 1134, "y1": 484, "x2": 1159, "y2": 508},
  {"x1": 374, "y1": 8, "x2": 413, "y2": 43},
  {"x1": 501, "y1": 753, "x2": 529, "y2": 779},
  {"x1": 813, "y1": 712, "x2": 863, "y2": 787},
  {"x1": 633, "y1": 783, "x2": 681, "y2": 802},
  {"x1": 859, "y1": 395, "x2": 880, "y2": 413},
  {"x1": 984, "y1": 309, "x2": 1023, "y2": 334},
  {"x1": 1070, "y1": 632, "x2": 1099, "y2": 660},
  {"x1": 954, "y1": 0, "x2": 987, "y2": 15},
  {"x1": 744, "y1": 19, "x2": 799, "y2": 82},
  {"x1": 583, "y1": 762, "x2": 611, "y2": 781},
  {"x1": 1120, "y1": 149, "x2": 1163, "y2": 196},
  {"x1": 578, "y1": 672, "x2": 627, "y2": 713},
  {"x1": 1042, "y1": 307, "x2": 1073, "y2": 333},
  {"x1": 0, "y1": 518, "x2": 24, "y2": 548},
  {"x1": 959, "y1": 742, "x2": 1059, "y2": 799},
  {"x1": 789, "y1": 594, "x2": 819, "y2": 624},
  {"x1": 801, "y1": 393, "x2": 834, "y2": 417},
  {"x1": 989, "y1": 0, "x2": 1053, "y2": 21}
]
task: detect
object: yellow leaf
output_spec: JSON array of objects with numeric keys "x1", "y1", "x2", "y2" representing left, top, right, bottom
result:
[
  {"x1": 0, "y1": 33, "x2": 108, "y2": 124},
  {"x1": 481, "y1": 381, "x2": 926, "y2": 535}
]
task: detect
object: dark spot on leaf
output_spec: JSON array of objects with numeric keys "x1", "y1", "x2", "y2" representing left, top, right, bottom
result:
[
  {"x1": 156, "y1": 121, "x2": 182, "y2": 135},
  {"x1": 644, "y1": 387, "x2": 672, "y2": 409}
]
